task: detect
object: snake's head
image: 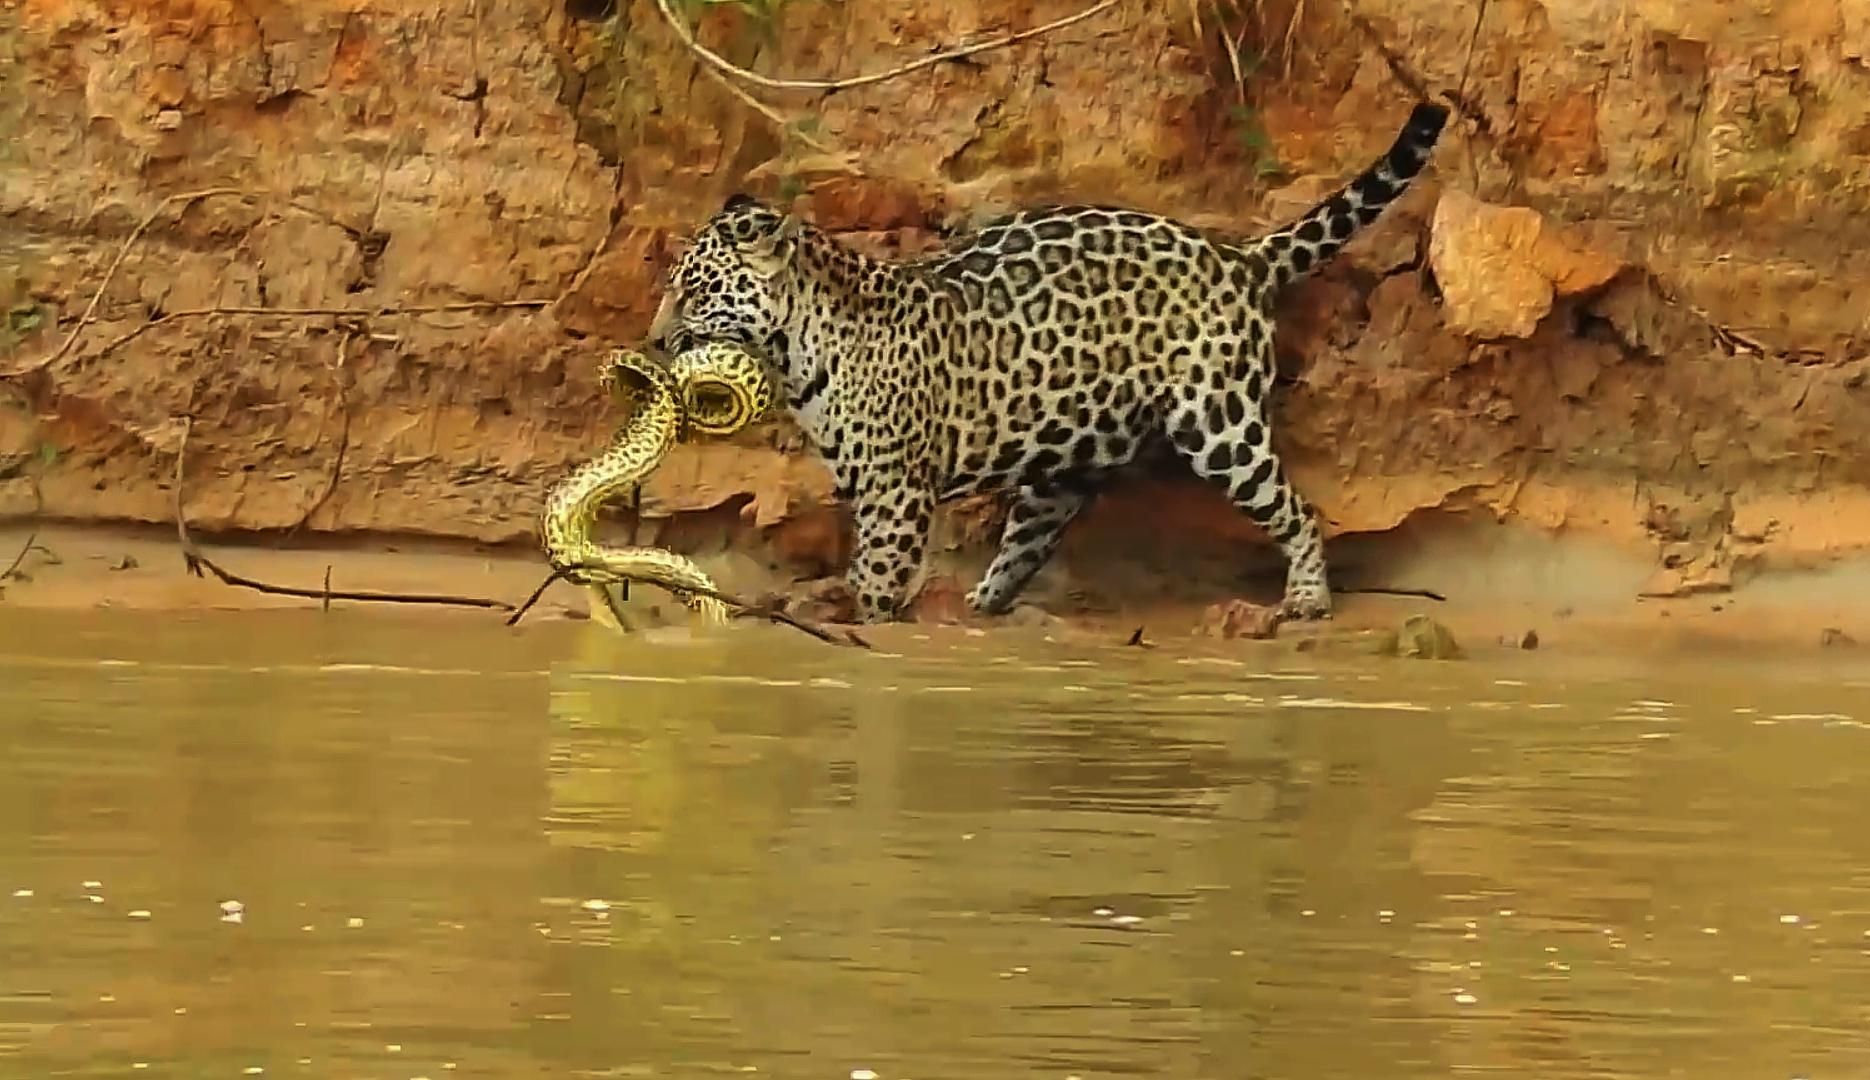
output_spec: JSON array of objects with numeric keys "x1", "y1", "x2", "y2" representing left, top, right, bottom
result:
[
  {"x1": 596, "y1": 348, "x2": 665, "y2": 409},
  {"x1": 595, "y1": 349, "x2": 641, "y2": 396}
]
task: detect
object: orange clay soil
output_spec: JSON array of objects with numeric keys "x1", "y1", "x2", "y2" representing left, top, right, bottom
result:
[{"x1": 4, "y1": 512, "x2": 1867, "y2": 663}]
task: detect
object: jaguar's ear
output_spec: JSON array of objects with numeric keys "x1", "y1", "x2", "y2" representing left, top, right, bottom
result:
[
  {"x1": 738, "y1": 212, "x2": 800, "y2": 280},
  {"x1": 722, "y1": 192, "x2": 760, "y2": 213}
]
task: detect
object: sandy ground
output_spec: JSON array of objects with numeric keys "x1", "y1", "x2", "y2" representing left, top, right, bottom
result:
[{"x1": 3, "y1": 518, "x2": 1868, "y2": 664}]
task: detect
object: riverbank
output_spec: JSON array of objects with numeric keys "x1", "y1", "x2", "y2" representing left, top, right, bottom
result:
[
  {"x1": 7, "y1": 2, "x2": 1870, "y2": 665},
  {"x1": 5, "y1": 514, "x2": 1865, "y2": 662}
]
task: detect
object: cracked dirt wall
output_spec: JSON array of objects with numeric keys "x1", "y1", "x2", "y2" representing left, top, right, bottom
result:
[{"x1": 2, "y1": 0, "x2": 1868, "y2": 614}]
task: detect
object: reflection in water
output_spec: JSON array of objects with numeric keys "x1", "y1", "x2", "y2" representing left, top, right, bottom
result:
[{"x1": 2, "y1": 610, "x2": 1870, "y2": 1078}]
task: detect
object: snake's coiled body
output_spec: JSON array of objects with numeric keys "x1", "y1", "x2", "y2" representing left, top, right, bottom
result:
[{"x1": 540, "y1": 343, "x2": 775, "y2": 629}]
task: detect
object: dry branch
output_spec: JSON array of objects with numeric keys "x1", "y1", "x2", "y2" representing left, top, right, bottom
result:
[
  {"x1": 0, "y1": 463, "x2": 47, "y2": 591},
  {"x1": 505, "y1": 567, "x2": 568, "y2": 626},
  {"x1": 1, "y1": 528, "x2": 39, "y2": 585},
  {"x1": 278, "y1": 328, "x2": 357, "y2": 546},
  {"x1": 654, "y1": 0, "x2": 1118, "y2": 170},
  {"x1": 1340, "y1": 585, "x2": 1448, "y2": 602},
  {"x1": 1, "y1": 188, "x2": 256, "y2": 382},
  {"x1": 1455, "y1": 0, "x2": 1490, "y2": 104},
  {"x1": 1454, "y1": 0, "x2": 1492, "y2": 190},
  {"x1": 170, "y1": 416, "x2": 516, "y2": 612},
  {"x1": 82, "y1": 299, "x2": 551, "y2": 368},
  {"x1": 0, "y1": 180, "x2": 552, "y2": 381},
  {"x1": 506, "y1": 564, "x2": 871, "y2": 649},
  {"x1": 552, "y1": 172, "x2": 629, "y2": 314},
  {"x1": 1335, "y1": 0, "x2": 1492, "y2": 135},
  {"x1": 1280, "y1": 0, "x2": 1307, "y2": 78},
  {"x1": 699, "y1": 65, "x2": 838, "y2": 154},
  {"x1": 655, "y1": 0, "x2": 1121, "y2": 94}
]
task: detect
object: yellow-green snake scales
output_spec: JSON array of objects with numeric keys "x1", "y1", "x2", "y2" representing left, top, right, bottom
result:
[{"x1": 539, "y1": 342, "x2": 775, "y2": 629}]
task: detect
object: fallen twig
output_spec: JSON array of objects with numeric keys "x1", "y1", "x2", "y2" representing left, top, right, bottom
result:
[
  {"x1": 552, "y1": 171, "x2": 629, "y2": 316},
  {"x1": 365, "y1": 136, "x2": 399, "y2": 236},
  {"x1": 1, "y1": 528, "x2": 39, "y2": 584},
  {"x1": 170, "y1": 416, "x2": 515, "y2": 612},
  {"x1": 278, "y1": 328, "x2": 356, "y2": 545},
  {"x1": 699, "y1": 65, "x2": 839, "y2": 154},
  {"x1": 1455, "y1": 0, "x2": 1490, "y2": 105},
  {"x1": 84, "y1": 299, "x2": 551, "y2": 368},
  {"x1": 1, "y1": 181, "x2": 559, "y2": 382},
  {"x1": 1279, "y1": 0, "x2": 1308, "y2": 80},
  {"x1": 1338, "y1": 586, "x2": 1448, "y2": 602},
  {"x1": 0, "y1": 461, "x2": 48, "y2": 590},
  {"x1": 10, "y1": 298, "x2": 552, "y2": 381},
  {"x1": 505, "y1": 567, "x2": 568, "y2": 626},
  {"x1": 1336, "y1": 0, "x2": 1495, "y2": 147},
  {"x1": 2, "y1": 188, "x2": 254, "y2": 381},
  {"x1": 1454, "y1": 0, "x2": 1491, "y2": 190},
  {"x1": 573, "y1": 565, "x2": 871, "y2": 648},
  {"x1": 724, "y1": 590, "x2": 872, "y2": 649},
  {"x1": 507, "y1": 563, "x2": 869, "y2": 648},
  {"x1": 655, "y1": 0, "x2": 1121, "y2": 94},
  {"x1": 1235, "y1": 564, "x2": 1448, "y2": 604}
]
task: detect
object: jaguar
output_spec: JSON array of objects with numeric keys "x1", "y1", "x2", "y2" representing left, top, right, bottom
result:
[{"x1": 648, "y1": 101, "x2": 1451, "y2": 623}]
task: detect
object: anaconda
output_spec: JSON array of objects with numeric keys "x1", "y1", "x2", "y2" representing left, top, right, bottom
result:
[{"x1": 539, "y1": 342, "x2": 775, "y2": 630}]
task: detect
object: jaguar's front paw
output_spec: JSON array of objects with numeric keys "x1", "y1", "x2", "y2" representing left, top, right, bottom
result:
[
  {"x1": 963, "y1": 580, "x2": 1018, "y2": 617},
  {"x1": 1278, "y1": 587, "x2": 1333, "y2": 622}
]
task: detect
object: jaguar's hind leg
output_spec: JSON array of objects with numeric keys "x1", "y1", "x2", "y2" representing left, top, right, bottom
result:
[
  {"x1": 1161, "y1": 390, "x2": 1331, "y2": 620},
  {"x1": 966, "y1": 485, "x2": 1094, "y2": 615}
]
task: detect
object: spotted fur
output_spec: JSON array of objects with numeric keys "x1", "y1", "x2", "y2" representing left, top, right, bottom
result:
[{"x1": 649, "y1": 103, "x2": 1450, "y2": 623}]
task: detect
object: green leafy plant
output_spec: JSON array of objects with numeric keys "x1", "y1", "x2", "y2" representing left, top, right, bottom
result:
[
  {"x1": 1181, "y1": 9, "x2": 1288, "y2": 182},
  {"x1": 1227, "y1": 103, "x2": 1287, "y2": 180},
  {"x1": 0, "y1": 301, "x2": 48, "y2": 355},
  {"x1": 7, "y1": 302, "x2": 42, "y2": 334},
  {"x1": 1231, "y1": 44, "x2": 1267, "y2": 84}
]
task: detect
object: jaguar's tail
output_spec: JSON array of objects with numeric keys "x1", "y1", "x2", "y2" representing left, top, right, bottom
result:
[{"x1": 1249, "y1": 101, "x2": 1450, "y2": 292}]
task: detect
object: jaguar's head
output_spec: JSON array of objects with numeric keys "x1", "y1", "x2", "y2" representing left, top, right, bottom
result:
[{"x1": 647, "y1": 193, "x2": 802, "y2": 359}]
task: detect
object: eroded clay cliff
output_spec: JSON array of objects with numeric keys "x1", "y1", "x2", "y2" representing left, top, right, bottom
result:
[{"x1": 3, "y1": 0, "x2": 1867, "y2": 610}]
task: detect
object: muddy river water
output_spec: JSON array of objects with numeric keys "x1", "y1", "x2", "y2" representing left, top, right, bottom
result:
[{"x1": 2, "y1": 609, "x2": 1869, "y2": 1079}]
